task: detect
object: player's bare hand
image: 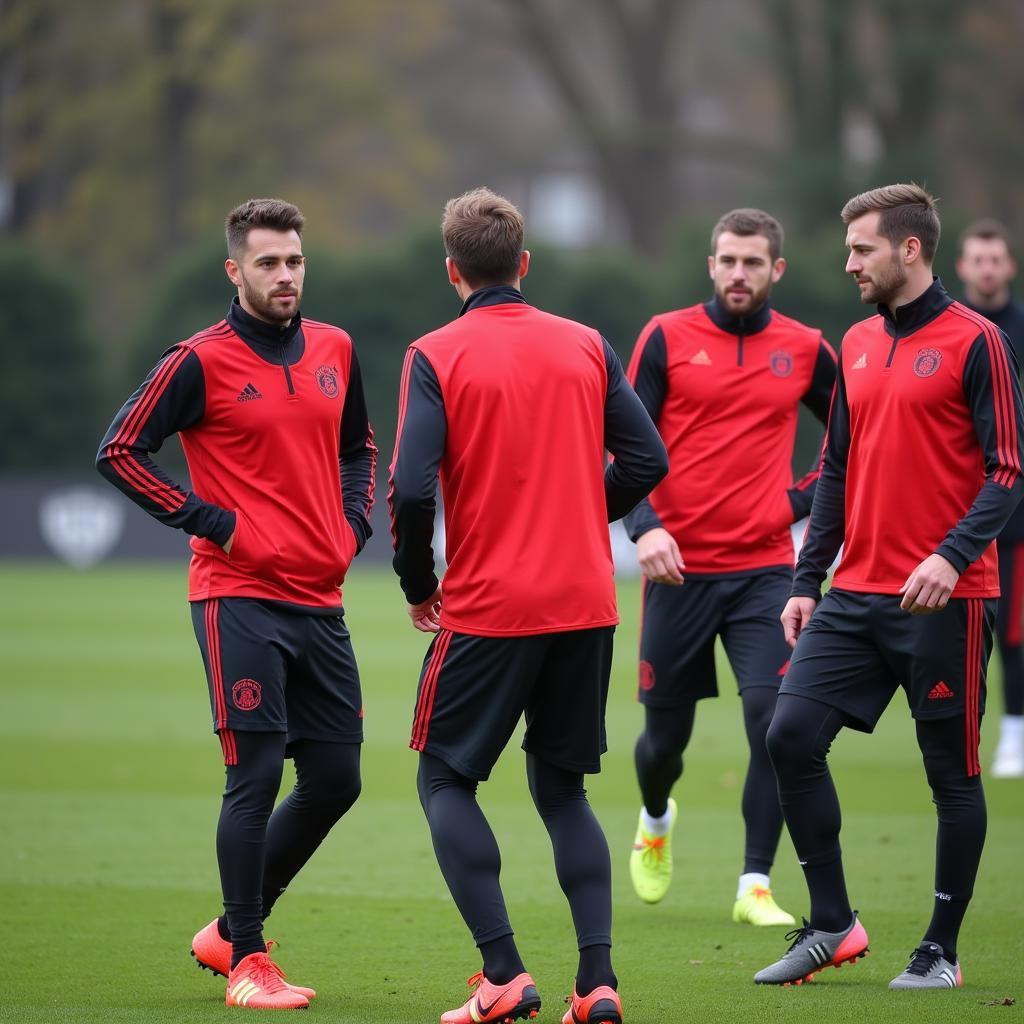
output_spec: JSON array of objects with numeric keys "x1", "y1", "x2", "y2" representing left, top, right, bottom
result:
[
  {"x1": 408, "y1": 585, "x2": 443, "y2": 632},
  {"x1": 636, "y1": 528, "x2": 685, "y2": 585},
  {"x1": 899, "y1": 554, "x2": 959, "y2": 614},
  {"x1": 781, "y1": 596, "x2": 817, "y2": 647}
]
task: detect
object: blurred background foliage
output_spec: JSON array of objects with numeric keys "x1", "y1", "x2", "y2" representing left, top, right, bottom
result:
[{"x1": 1, "y1": 0, "x2": 1021, "y2": 470}]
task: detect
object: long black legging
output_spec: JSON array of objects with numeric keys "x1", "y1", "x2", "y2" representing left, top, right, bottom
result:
[
  {"x1": 417, "y1": 752, "x2": 615, "y2": 993},
  {"x1": 217, "y1": 732, "x2": 362, "y2": 967},
  {"x1": 634, "y1": 686, "x2": 784, "y2": 874},
  {"x1": 767, "y1": 694, "x2": 986, "y2": 957}
]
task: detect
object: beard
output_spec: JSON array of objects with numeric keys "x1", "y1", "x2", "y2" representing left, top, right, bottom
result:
[
  {"x1": 857, "y1": 254, "x2": 907, "y2": 306},
  {"x1": 240, "y1": 275, "x2": 301, "y2": 324},
  {"x1": 715, "y1": 278, "x2": 772, "y2": 316}
]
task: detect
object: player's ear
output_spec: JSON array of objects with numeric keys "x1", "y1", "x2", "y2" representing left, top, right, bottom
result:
[
  {"x1": 446, "y1": 256, "x2": 461, "y2": 287},
  {"x1": 771, "y1": 257, "x2": 786, "y2": 283},
  {"x1": 707, "y1": 254, "x2": 715, "y2": 280},
  {"x1": 517, "y1": 250, "x2": 530, "y2": 281},
  {"x1": 904, "y1": 236, "x2": 923, "y2": 265},
  {"x1": 225, "y1": 258, "x2": 241, "y2": 287}
]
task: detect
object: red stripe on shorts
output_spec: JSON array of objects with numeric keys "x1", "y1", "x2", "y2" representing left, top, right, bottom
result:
[
  {"x1": 965, "y1": 599, "x2": 982, "y2": 777},
  {"x1": 411, "y1": 629, "x2": 452, "y2": 751}
]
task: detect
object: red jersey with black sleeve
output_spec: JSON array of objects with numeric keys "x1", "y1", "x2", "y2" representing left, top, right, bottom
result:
[
  {"x1": 793, "y1": 278, "x2": 1024, "y2": 600},
  {"x1": 96, "y1": 298, "x2": 377, "y2": 611},
  {"x1": 623, "y1": 298, "x2": 836, "y2": 574},
  {"x1": 388, "y1": 285, "x2": 668, "y2": 637}
]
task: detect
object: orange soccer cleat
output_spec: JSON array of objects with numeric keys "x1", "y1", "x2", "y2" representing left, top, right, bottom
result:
[
  {"x1": 562, "y1": 984, "x2": 622, "y2": 1024},
  {"x1": 225, "y1": 951, "x2": 309, "y2": 1010},
  {"x1": 191, "y1": 919, "x2": 316, "y2": 999},
  {"x1": 440, "y1": 970, "x2": 541, "y2": 1024}
]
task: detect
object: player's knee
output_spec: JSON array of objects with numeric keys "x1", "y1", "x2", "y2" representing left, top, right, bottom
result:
[
  {"x1": 765, "y1": 711, "x2": 812, "y2": 778},
  {"x1": 527, "y1": 755, "x2": 585, "y2": 817}
]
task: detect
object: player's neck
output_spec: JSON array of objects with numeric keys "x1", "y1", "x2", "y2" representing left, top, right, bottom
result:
[
  {"x1": 886, "y1": 270, "x2": 935, "y2": 316},
  {"x1": 964, "y1": 284, "x2": 1010, "y2": 312}
]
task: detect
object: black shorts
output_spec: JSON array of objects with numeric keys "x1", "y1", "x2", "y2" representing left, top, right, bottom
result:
[
  {"x1": 780, "y1": 589, "x2": 995, "y2": 762},
  {"x1": 638, "y1": 568, "x2": 793, "y2": 706},
  {"x1": 409, "y1": 626, "x2": 614, "y2": 781},
  {"x1": 191, "y1": 598, "x2": 363, "y2": 763}
]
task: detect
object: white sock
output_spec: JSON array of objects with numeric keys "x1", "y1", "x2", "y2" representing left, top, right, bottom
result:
[
  {"x1": 999, "y1": 714, "x2": 1024, "y2": 745},
  {"x1": 641, "y1": 806, "x2": 673, "y2": 836},
  {"x1": 737, "y1": 872, "x2": 770, "y2": 899}
]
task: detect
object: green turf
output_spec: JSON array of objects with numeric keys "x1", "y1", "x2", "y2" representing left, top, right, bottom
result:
[{"x1": 1, "y1": 562, "x2": 1021, "y2": 1023}]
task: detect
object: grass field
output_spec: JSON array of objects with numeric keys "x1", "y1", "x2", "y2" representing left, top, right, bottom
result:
[{"x1": 2, "y1": 562, "x2": 1021, "y2": 1023}]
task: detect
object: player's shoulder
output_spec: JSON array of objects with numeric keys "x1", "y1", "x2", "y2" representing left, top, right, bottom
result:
[
  {"x1": 841, "y1": 312, "x2": 884, "y2": 347},
  {"x1": 944, "y1": 301, "x2": 1001, "y2": 346},
  {"x1": 300, "y1": 317, "x2": 353, "y2": 347},
  {"x1": 650, "y1": 305, "x2": 705, "y2": 332},
  {"x1": 769, "y1": 309, "x2": 826, "y2": 348},
  {"x1": 179, "y1": 320, "x2": 233, "y2": 352}
]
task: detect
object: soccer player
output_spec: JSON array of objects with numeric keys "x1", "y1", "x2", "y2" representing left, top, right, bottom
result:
[
  {"x1": 389, "y1": 187, "x2": 667, "y2": 1024},
  {"x1": 956, "y1": 219, "x2": 1024, "y2": 778},
  {"x1": 624, "y1": 208, "x2": 836, "y2": 925},
  {"x1": 756, "y1": 184, "x2": 1024, "y2": 990},
  {"x1": 96, "y1": 198, "x2": 376, "y2": 1010}
]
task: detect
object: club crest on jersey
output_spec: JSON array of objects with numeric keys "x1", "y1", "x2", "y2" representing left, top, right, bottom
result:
[
  {"x1": 639, "y1": 660, "x2": 656, "y2": 692},
  {"x1": 315, "y1": 364, "x2": 340, "y2": 398},
  {"x1": 913, "y1": 348, "x2": 942, "y2": 378},
  {"x1": 769, "y1": 350, "x2": 793, "y2": 377},
  {"x1": 232, "y1": 678, "x2": 262, "y2": 711}
]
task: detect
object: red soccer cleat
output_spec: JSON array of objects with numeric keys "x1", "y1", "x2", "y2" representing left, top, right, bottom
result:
[
  {"x1": 440, "y1": 970, "x2": 541, "y2": 1024},
  {"x1": 191, "y1": 919, "x2": 316, "y2": 999},
  {"x1": 562, "y1": 984, "x2": 622, "y2": 1024},
  {"x1": 225, "y1": 951, "x2": 309, "y2": 1009}
]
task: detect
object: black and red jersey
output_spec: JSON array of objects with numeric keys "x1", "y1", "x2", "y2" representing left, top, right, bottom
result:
[
  {"x1": 388, "y1": 285, "x2": 668, "y2": 637},
  {"x1": 624, "y1": 298, "x2": 836, "y2": 574},
  {"x1": 96, "y1": 299, "x2": 377, "y2": 610},
  {"x1": 794, "y1": 278, "x2": 1024, "y2": 600}
]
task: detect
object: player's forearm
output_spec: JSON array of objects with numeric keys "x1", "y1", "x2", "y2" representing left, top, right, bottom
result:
[
  {"x1": 339, "y1": 440, "x2": 377, "y2": 553},
  {"x1": 790, "y1": 470, "x2": 845, "y2": 598},
  {"x1": 623, "y1": 497, "x2": 665, "y2": 542},
  {"x1": 936, "y1": 478, "x2": 1024, "y2": 572}
]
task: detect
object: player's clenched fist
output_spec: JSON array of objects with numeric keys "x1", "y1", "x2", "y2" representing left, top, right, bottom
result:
[
  {"x1": 636, "y1": 527, "x2": 685, "y2": 585},
  {"x1": 408, "y1": 585, "x2": 443, "y2": 632},
  {"x1": 780, "y1": 596, "x2": 817, "y2": 647}
]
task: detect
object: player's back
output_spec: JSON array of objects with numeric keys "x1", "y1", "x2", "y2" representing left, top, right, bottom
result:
[{"x1": 412, "y1": 291, "x2": 617, "y2": 636}]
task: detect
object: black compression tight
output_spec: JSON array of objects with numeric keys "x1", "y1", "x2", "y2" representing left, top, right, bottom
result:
[
  {"x1": 216, "y1": 732, "x2": 361, "y2": 968},
  {"x1": 767, "y1": 695, "x2": 986, "y2": 957}
]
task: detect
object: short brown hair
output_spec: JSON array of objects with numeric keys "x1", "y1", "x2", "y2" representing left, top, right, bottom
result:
[
  {"x1": 225, "y1": 198, "x2": 305, "y2": 257},
  {"x1": 841, "y1": 183, "x2": 941, "y2": 263},
  {"x1": 711, "y1": 208, "x2": 784, "y2": 261},
  {"x1": 959, "y1": 218, "x2": 1014, "y2": 258},
  {"x1": 442, "y1": 188, "x2": 524, "y2": 287}
]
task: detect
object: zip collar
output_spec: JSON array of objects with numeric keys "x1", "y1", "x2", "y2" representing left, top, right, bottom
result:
[
  {"x1": 459, "y1": 284, "x2": 529, "y2": 316},
  {"x1": 878, "y1": 277, "x2": 952, "y2": 338},
  {"x1": 704, "y1": 295, "x2": 772, "y2": 336},
  {"x1": 227, "y1": 296, "x2": 303, "y2": 353}
]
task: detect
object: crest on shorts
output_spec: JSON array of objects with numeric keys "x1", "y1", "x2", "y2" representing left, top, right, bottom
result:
[
  {"x1": 232, "y1": 678, "x2": 262, "y2": 711},
  {"x1": 769, "y1": 350, "x2": 793, "y2": 377},
  {"x1": 639, "y1": 660, "x2": 656, "y2": 692},
  {"x1": 913, "y1": 348, "x2": 942, "y2": 378},
  {"x1": 315, "y1": 364, "x2": 339, "y2": 398}
]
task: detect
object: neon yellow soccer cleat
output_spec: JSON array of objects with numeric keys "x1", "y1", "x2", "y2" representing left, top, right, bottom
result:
[
  {"x1": 733, "y1": 884, "x2": 796, "y2": 927},
  {"x1": 629, "y1": 798, "x2": 676, "y2": 904}
]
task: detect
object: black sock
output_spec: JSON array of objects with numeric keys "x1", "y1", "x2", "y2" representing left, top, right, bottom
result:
[
  {"x1": 576, "y1": 945, "x2": 617, "y2": 996},
  {"x1": 740, "y1": 687, "x2": 784, "y2": 875},
  {"x1": 766, "y1": 695, "x2": 853, "y2": 932},
  {"x1": 634, "y1": 703, "x2": 696, "y2": 818},
  {"x1": 479, "y1": 935, "x2": 526, "y2": 985}
]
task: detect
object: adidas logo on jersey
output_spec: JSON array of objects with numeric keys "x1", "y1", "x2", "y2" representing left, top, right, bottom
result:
[
  {"x1": 927, "y1": 681, "x2": 955, "y2": 700},
  {"x1": 237, "y1": 383, "x2": 263, "y2": 402},
  {"x1": 690, "y1": 349, "x2": 712, "y2": 365},
  {"x1": 852, "y1": 353, "x2": 867, "y2": 369}
]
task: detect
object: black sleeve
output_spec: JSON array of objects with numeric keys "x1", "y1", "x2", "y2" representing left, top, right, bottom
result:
[
  {"x1": 388, "y1": 349, "x2": 446, "y2": 604},
  {"x1": 95, "y1": 346, "x2": 235, "y2": 546},
  {"x1": 800, "y1": 337, "x2": 838, "y2": 424},
  {"x1": 621, "y1": 322, "x2": 670, "y2": 540},
  {"x1": 935, "y1": 330, "x2": 1024, "y2": 572},
  {"x1": 338, "y1": 347, "x2": 377, "y2": 554},
  {"x1": 791, "y1": 362, "x2": 850, "y2": 599},
  {"x1": 602, "y1": 337, "x2": 669, "y2": 524}
]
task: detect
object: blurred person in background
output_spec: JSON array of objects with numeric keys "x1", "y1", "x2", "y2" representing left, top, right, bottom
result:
[
  {"x1": 97, "y1": 198, "x2": 376, "y2": 1011},
  {"x1": 957, "y1": 219, "x2": 1024, "y2": 778},
  {"x1": 389, "y1": 187, "x2": 667, "y2": 1024},
  {"x1": 623, "y1": 208, "x2": 836, "y2": 927}
]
